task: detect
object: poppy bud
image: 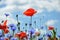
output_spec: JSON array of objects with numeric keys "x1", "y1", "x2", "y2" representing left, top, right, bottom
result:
[
  {"x1": 25, "y1": 23, "x2": 27, "y2": 26},
  {"x1": 29, "y1": 23, "x2": 32, "y2": 26},
  {"x1": 16, "y1": 14, "x2": 18, "y2": 17},
  {"x1": 48, "y1": 26, "x2": 54, "y2": 30}
]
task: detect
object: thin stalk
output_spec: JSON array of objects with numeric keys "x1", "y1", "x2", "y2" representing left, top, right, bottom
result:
[
  {"x1": 18, "y1": 37, "x2": 20, "y2": 40},
  {"x1": 53, "y1": 29, "x2": 56, "y2": 38},
  {"x1": 59, "y1": 38, "x2": 60, "y2": 40},
  {"x1": 13, "y1": 30, "x2": 15, "y2": 36},
  {"x1": 16, "y1": 15, "x2": 18, "y2": 23},
  {"x1": 30, "y1": 16, "x2": 32, "y2": 40},
  {"x1": 30, "y1": 16, "x2": 32, "y2": 27},
  {"x1": 34, "y1": 21, "x2": 36, "y2": 28},
  {"x1": 2, "y1": 30, "x2": 5, "y2": 37},
  {"x1": 16, "y1": 15, "x2": 20, "y2": 32},
  {"x1": 25, "y1": 23, "x2": 27, "y2": 32},
  {"x1": 18, "y1": 22, "x2": 20, "y2": 32}
]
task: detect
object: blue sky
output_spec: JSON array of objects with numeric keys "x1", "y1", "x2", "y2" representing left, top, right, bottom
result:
[{"x1": 0, "y1": 0, "x2": 60, "y2": 36}]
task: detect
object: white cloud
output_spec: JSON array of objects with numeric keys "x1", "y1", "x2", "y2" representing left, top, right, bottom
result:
[
  {"x1": 18, "y1": 0, "x2": 29, "y2": 4},
  {"x1": 18, "y1": 4, "x2": 31, "y2": 10},
  {"x1": 0, "y1": 6, "x2": 17, "y2": 25},
  {"x1": 0, "y1": 0, "x2": 6, "y2": 4},
  {"x1": 7, "y1": 17, "x2": 17, "y2": 25},
  {"x1": 5, "y1": 0, "x2": 14, "y2": 5},
  {"x1": 0, "y1": 5, "x2": 16, "y2": 11},
  {"x1": 0, "y1": 0, "x2": 18, "y2": 25},
  {"x1": 0, "y1": 0, "x2": 60, "y2": 12},
  {"x1": 0, "y1": 13, "x2": 17, "y2": 25},
  {"x1": 0, "y1": 5, "x2": 16, "y2": 24},
  {"x1": 17, "y1": 0, "x2": 59, "y2": 14},
  {"x1": 45, "y1": 20, "x2": 58, "y2": 26},
  {"x1": 0, "y1": 0, "x2": 59, "y2": 26},
  {"x1": 34, "y1": 0, "x2": 60, "y2": 12}
]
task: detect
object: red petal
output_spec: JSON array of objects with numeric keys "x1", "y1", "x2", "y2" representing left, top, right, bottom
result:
[
  {"x1": 3, "y1": 20, "x2": 8, "y2": 26},
  {"x1": 0, "y1": 24, "x2": 3, "y2": 29},
  {"x1": 48, "y1": 26, "x2": 54, "y2": 30},
  {"x1": 5, "y1": 38, "x2": 9, "y2": 40},
  {"x1": 23, "y1": 8, "x2": 37, "y2": 16},
  {"x1": 19, "y1": 32, "x2": 27, "y2": 39},
  {"x1": 4, "y1": 29, "x2": 9, "y2": 34}
]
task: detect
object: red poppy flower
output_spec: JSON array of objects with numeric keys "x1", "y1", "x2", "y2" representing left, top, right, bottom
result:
[
  {"x1": 3, "y1": 20, "x2": 7, "y2": 26},
  {"x1": 0, "y1": 20, "x2": 9, "y2": 34},
  {"x1": 48, "y1": 26, "x2": 54, "y2": 30},
  {"x1": 1, "y1": 20, "x2": 8, "y2": 30},
  {"x1": 4, "y1": 29, "x2": 9, "y2": 34},
  {"x1": 23, "y1": 8, "x2": 37, "y2": 16},
  {"x1": 0, "y1": 24, "x2": 3, "y2": 29},
  {"x1": 15, "y1": 32, "x2": 27, "y2": 39},
  {"x1": 5, "y1": 38, "x2": 9, "y2": 40},
  {"x1": 20, "y1": 32, "x2": 27, "y2": 39},
  {"x1": 0, "y1": 24, "x2": 8, "y2": 30}
]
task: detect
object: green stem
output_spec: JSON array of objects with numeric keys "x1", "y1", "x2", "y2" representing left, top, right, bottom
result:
[
  {"x1": 30, "y1": 33, "x2": 32, "y2": 40},
  {"x1": 30, "y1": 16, "x2": 32, "y2": 40},
  {"x1": 59, "y1": 38, "x2": 60, "y2": 40},
  {"x1": 13, "y1": 30, "x2": 15, "y2": 36},
  {"x1": 2, "y1": 30, "x2": 5, "y2": 37},
  {"x1": 52, "y1": 29, "x2": 56, "y2": 38},
  {"x1": 18, "y1": 37, "x2": 20, "y2": 40},
  {"x1": 16, "y1": 14, "x2": 20, "y2": 32},
  {"x1": 34, "y1": 21, "x2": 36, "y2": 28},
  {"x1": 30, "y1": 16, "x2": 32, "y2": 28}
]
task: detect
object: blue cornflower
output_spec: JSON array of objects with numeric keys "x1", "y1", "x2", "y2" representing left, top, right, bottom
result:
[
  {"x1": 38, "y1": 37, "x2": 43, "y2": 40},
  {"x1": 0, "y1": 37, "x2": 4, "y2": 40},
  {"x1": 11, "y1": 26, "x2": 16, "y2": 31},
  {"x1": 29, "y1": 28, "x2": 35, "y2": 34},
  {"x1": 58, "y1": 35, "x2": 60, "y2": 38},
  {"x1": 7, "y1": 34, "x2": 13, "y2": 39},
  {"x1": 0, "y1": 32, "x2": 3, "y2": 37},
  {"x1": 40, "y1": 26, "x2": 44, "y2": 29},
  {"x1": 10, "y1": 37, "x2": 17, "y2": 40},
  {"x1": 0, "y1": 30, "x2": 4, "y2": 37},
  {"x1": 5, "y1": 13, "x2": 9, "y2": 17},
  {"x1": 47, "y1": 34, "x2": 51, "y2": 37},
  {"x1": 9, "y1": 24, "x2": 16, "y2": 31},
  {"x1": 9, "y1": 24, "x2": 15, "y2": 27}
]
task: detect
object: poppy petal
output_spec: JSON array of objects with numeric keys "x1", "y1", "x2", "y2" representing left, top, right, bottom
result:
[
  {"x1": 23, "y1": 8, "x2": 37, "y2": 16},
  {"x1": 3, "y1": 20, "x2": 8, "y2": 26}
]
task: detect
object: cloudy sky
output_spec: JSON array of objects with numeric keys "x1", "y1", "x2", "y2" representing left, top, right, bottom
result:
[{"x1": 0, "y1": 0, "x2": 60, "y2": 35}]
